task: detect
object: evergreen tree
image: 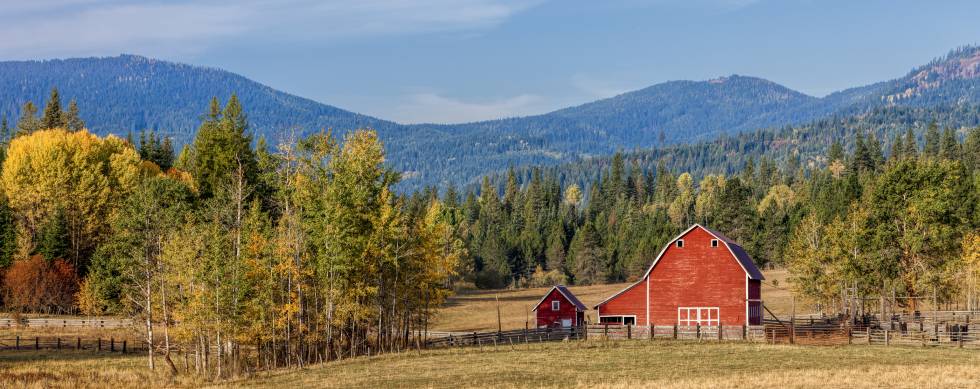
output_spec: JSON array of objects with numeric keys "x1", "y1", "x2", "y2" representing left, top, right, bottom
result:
[
  {"x1": 940, "y1": 127, "x2": 959, "y2": 160},
  {"x1": 0, "y1": 116, "x2": 8, "y2": 143},
  {"x1": 188, "y1": 95, "x2": 258, "y2": 199},
  {"x1": 41, "y1": 88, "x2": 65, "y2": 130},
  {"x1": 15, "y1": 101, "x2": 40, "y2": 136},
  {"x1": 923, "y1": 121, "x2": 940, "y2": 157},
  {"x1": 36, "y1": 209, "x2": 70, "y2": 261},
  {"x1": 903, "y1": 127, "x2": 918, "y2": 157},
  {"x1": 828, "y1": 140, "x2": 845, "y2": 163},
  {"x1": 570, "y1": 221, "x2": 605, "y2": 285},
  {"x1": 65, "y1": 99, "x2": 85, "y2": 132}
]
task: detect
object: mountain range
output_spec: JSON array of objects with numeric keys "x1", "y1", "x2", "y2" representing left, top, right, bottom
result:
[{"x1": 2, "y1": 46, "x2": 980, "y2": 189}]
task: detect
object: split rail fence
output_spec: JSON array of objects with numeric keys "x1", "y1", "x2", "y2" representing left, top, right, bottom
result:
[
  {"x1": 0, "y1": 317, "x2": 133, "y2": 329},
  {"x1": 424, "y1": 327, "x2": 583, "y2": 348},
  {"x1": 0, "y1": 335, "x2": 147, "y2": 353}
]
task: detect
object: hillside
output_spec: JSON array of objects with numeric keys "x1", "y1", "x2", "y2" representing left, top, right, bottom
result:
[{"x1": 5, "y1": 46, "x2": 980, "y2": 189}]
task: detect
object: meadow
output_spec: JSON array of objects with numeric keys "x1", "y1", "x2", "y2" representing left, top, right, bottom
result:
[{"x1": 2, "y1": 341, "x2": 978, "y2": 388}]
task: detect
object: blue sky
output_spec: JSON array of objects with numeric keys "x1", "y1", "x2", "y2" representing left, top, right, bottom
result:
[{"x1": 4, "y1": 0, "x2": 980, "y2": 123}]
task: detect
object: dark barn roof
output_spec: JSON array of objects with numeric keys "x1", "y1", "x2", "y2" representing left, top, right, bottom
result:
[{"x1": 532, "y1": 285, "x2": 588, "y2": 312}]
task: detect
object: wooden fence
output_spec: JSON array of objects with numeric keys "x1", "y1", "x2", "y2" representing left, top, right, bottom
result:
[
  {"x1": 586, "y1": 324, "x2": 767, "y2": 342},
  {"x1": 0, "y1": 336, "x2": 147, "y2": 353},
  {"x1": 424, "y1": 327, "x2": 583, "y2": 348},
  {"x1": 0, "y1": 317, "x2": 133, "y2": 329}
]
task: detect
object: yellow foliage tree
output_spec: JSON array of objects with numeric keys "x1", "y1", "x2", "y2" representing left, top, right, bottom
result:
[{"x1": 0, "y1": 129, "x2": 142, "y2": 268}]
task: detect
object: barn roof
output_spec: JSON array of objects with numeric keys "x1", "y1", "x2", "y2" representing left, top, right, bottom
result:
[
  {"x1": 698, "y1": 225, "x2": 765, "y2": 280},
  {"x1": 531, "y1": 285, "x2": 588, "y2": 312},
  {"x1": 593, "y1": 224, "x2": 764, "y2": 308}
]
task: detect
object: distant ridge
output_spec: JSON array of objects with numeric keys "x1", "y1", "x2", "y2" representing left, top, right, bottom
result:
[{"x1": 4, "y1": 46, "x2": 980, "y2": 189}]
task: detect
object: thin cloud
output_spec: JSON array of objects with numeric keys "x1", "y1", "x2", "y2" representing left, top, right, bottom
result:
[
  {"x1": 392, "y1": 92, "x2": 548, "y2": 124},
  {"x1": 0, "y1": 0, "x2": 544, "y2": 59}
]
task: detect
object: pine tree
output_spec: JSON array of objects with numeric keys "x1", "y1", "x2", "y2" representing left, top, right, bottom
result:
[
  {"x1": 903, "y1": 127, "x2": 918, "y2": 157},
  {"x1": 15, "y1": 101, "x2": 40, "y2": 136},
  {"x1": 65, "y1": 99, "x2": 85, "y2": 132},
  {"x1": 0, "y1": 116, "x2": 9, "y2": 144},
  {"x1": 940, "y1": 127, "x2": 959, "y2": 160},
  {"x1": 570, "y1": 221, "x2": 605, "y2": 285},
  {"x1": 36, "y1": 209, "x2": 69, "y2": 261},
  {"x1": 41, "y1": 88, "x2": 65, "y2": 130},
  {"x1": 923, "y1": 121, "x2": 940, "y2": 157},
  {"x1": 828, "y1": 140, "x2": 844, "y2": 163}
]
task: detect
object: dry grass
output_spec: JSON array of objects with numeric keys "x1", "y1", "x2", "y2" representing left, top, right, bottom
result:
[
  {"x1": 222, "y1": 341, "x2": 980, "y2": 389},
  {"x1": 0, "y1": 351, "x2": 201, "y2": 388},
  {"x1": 4, "y1": 340, "x2": 978, "y2": 388},
  {"x1": 432, "y1": 269, "x2": 805, "y2": 332},
  {"x1": 431, "y1": 283, "x2": 628, "y2": 332}
]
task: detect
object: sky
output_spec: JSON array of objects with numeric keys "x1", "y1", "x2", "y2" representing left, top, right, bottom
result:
[{"x1": 3, "y1": 0, "x2": 980, "y2": 124}]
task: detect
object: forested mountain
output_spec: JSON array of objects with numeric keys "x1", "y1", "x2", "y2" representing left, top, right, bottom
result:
[
  {"x1": 5, "y1": 46, "x2": 980, "y2": 189},
  {"x1": 480, "y1": 104, "x2": 980, "y2": 197}
]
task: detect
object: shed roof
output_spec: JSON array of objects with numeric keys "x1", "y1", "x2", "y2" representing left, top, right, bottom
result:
[{"x1": 531, "y1": 285, "x2": 588, "y2": 312}]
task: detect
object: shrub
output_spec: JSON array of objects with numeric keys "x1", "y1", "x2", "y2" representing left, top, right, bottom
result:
[{"x1": 2, "y1": 255, "x2": 80, "y2": 313}]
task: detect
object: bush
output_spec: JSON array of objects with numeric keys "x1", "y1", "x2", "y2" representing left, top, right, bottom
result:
[
  {"x1": 2, "y1": 255, "x2": 79, "y2": 313},
  {"x1": 528, "y1": 265, "x2": 568, "y2": 287}
]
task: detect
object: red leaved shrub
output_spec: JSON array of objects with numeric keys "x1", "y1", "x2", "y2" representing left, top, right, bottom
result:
[{"x1": 2, "y1": 255, "x2": 80, "y2": 313}]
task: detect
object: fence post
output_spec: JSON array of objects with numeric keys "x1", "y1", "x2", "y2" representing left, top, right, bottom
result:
[
  {"x1": 15, "y1": 335, "x2": 19, "y2": 350},
  {"x1": 696, "y1": 324, "x2": 701, "y2": 341},
  {"x1": 673, "y1": 324, "x2": 678, "y2": 339},
  {"x1": 627, "y1": 324, "x2": 632, "y2": 340},
  {"x1": 742, "y1": 324, "x2": 747, "y2": 341},
  {"x1": 34, "y1": 337, "x2": 39, "y2": 350},
  {"x1": 866, "y1": 327, "x2": 870, "y2": 345},
  {"x1": 97, "y1": 338, "x2": 102, "y2": 351},
  {"x1": 847, "y1": 327, "x2": 851, "y2": 345},
  {"x1": 57, "y1": 337, "x2": 61, "y2": 350},
  {"x1": 885, "y1": 330, "x2": 890, "y2": 346},
  {"x1": 76, "y1": 337, "x2": 81, "y2": 350},
  {"x1": 718, "y1": 325, "x2": 723, "y2": 341},
  {"x1": 110, "y1": 338, "x2": 115, "y2": 352},
  {"x1": 603, "y1": 325, "x2": 608, "y2": 338},
  {"x1": 123, "y1": 340, "x2": 127, "y2": 353}
]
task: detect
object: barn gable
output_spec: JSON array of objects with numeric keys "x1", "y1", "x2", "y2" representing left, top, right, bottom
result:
[
  {"x1": 531, "y1": 285, "x2": 587, "y2": 312},
  {"x1": 594, "y1": 224, "x2": 763, "y2": 309}
]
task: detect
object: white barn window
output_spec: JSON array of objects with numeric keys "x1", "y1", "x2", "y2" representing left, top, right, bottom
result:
[
  {"x1": 551, "y1": 300, "x2": 560, "y2": 311},
  {"x1": 676, "y1": 240, "x2": 684, "y2": 248},
  {"x1": 677, "y1": 307, "x2": 719, "y2": 326}
]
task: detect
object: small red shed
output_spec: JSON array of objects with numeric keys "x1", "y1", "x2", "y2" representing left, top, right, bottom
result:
[
  {"x1": 532, "y1": 285, "x2": 587, "y2": 328},
  {"x1": 594, "y1": 224, "x2": 764, "y2": 326}
]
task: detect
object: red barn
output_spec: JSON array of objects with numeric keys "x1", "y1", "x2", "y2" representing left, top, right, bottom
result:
[
  {"x1": 595, "y1": 224, "x2": 764, "y2": 326},
  {"x1": 532, "y1": 285, "x2": 587, "y2": 328}
]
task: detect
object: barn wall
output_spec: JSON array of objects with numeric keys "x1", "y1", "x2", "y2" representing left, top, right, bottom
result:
[
  {"x1": 597, "y1": 280, "x2": 646, "y2": 324},
  {"x1": 647, "y1": 227, "x2": 748, "y2": 325},
  {"x1": 536, "y1": 289, "x2": 579, "y2": 327}
]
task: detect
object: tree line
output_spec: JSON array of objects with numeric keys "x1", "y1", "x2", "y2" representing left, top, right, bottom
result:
[
  {"x1": 0, "y1": 89, "x2": 463, "y2": 378},
  {"x1": 431, "y1": 121, "x2": 980, "y2": 314}
]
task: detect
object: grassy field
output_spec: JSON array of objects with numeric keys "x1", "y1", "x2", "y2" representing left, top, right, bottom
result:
[
  {"x1": 229, "y1": 341, "x2": 980, "y2": 389},
  {"x1": 432, "y1": 269, "x2": 808, "y2": 332},
  {"x1": 7, "y1": 341, "x2": 973, "y2": 388},
  {"x1": 0, "y1": 350, "x2": 202, "y2": 388}
]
